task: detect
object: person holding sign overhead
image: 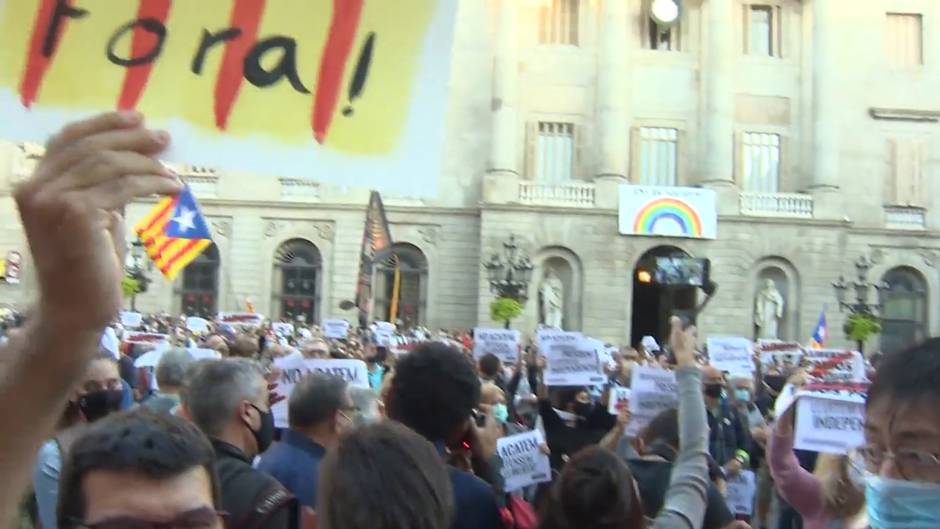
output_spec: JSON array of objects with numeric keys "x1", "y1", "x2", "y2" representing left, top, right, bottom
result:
[{"x1": 539, "y1": 317, "x2": 710, "y2": 529}]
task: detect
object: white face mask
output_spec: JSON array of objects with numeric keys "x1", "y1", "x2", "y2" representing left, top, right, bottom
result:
[{"x1": 865, "y1": 473, "x2": 940, "y2": 529}]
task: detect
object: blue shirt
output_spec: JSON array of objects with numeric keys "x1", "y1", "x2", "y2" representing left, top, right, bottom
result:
[
  {"x1": 256, "y1": 429, "x2": 326, "y2": 509},
  {"x1": 433, "y1": 442, "x2": 504, "y2": 529}
]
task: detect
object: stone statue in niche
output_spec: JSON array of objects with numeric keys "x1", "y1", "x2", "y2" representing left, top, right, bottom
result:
[
  {"x1": 754, "y1": 278, "x2": 785, "y2": 339},
  {"x1": 539, "y1": 268, "x2": 565, "y2": 329}
]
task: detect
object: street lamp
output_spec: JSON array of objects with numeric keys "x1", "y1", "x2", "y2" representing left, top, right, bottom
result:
[
  {"x1": 483, "y1": 234, "x2": 534, "y2": 302},
  {"x1": 125, "y1": 239, "x2": 152, "y2": 311},
  {"x1": 832, "y1": 255, "x2": 889, "y2": 352}
]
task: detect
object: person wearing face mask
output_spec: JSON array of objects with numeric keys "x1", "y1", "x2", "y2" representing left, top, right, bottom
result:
[
  {"x1": 32, "y1": 352, "x2": 125, "y2": 529},
  {"x1": 257, "y1": 373, "x2": 356, "y2": 510},
  {"x1": 770, "y1": 403, "x2": 867, "y2": 529},
  {"x1": 702, "y1": 367, "x2": 751, "y2": 479},
  {"x1": 858, "y1": 338, "x2": 940, "y2": 529},
  {"x1": 182, "y1": 359, "x2": 296, "y2": 529}
]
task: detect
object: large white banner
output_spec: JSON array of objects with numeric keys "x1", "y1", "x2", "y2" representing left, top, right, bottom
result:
[
  {"x1": 271, "y1": 355, "x2": 370, "y2": 428},
  {"x1": 618, "y1": 185, "x2": 717, "y2": 240}
]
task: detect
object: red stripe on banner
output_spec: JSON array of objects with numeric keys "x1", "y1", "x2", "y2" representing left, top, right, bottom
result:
[
  {"x1": 311, "y1": 0, "x2": 365, "y2": 144},
  {"x1": 20, "y1": 0, "x2": 75, "y2": 107},
  {"x1": 161, "y1": 239, "x2": 201, "y2": 270},
  {"x1": 136, "y1": 199, "x2": 175, "y2": 235},
  {"x1": 117, "y1": 0, "x2": 172, "y2": 110},
  {"x1": 214, "y1": 0, "x2": 266, "y2": 129},
  {"x1": 150, "y1": 237, "x2": 176, "y2": 260},
  {"x1": 808, "y1": 352, "x2": 855, "y2": 377}
]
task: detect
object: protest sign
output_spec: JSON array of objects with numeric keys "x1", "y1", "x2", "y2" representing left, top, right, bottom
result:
[
  {"x1": 473, "y1": 328, "x2": 520, "y2": 362},
  {"x1": 185, "y1": 316, "x2": 209, "y2": 334},
  {"x1": 497, "y1": 430, "x2": 551, "y2": 492},
  {"x1": 608, "y1": 387, "x2": 632, "y2": 415},
  {"x1": 706, "y1": 336, "x2": 755, "y2": 377},
  {"x1": 543, "y1": 337, "x2": 605, "y2": 387},
  {"x1": 627, "y1": 366, "x2": 678, "y2": 436},
  {"x1": 794, "y1": 391, "x2": 866, "y2": 454},
  {"x1": 757, "y1": 341, "x2": 803, "y2": 370},
  {"x1": 120, "y1": 311, "x2": 142, "y2": 329},
  {"x1": 725, "y1": 470, "x2": 757, "y2": 516},
  {"x1": 805, "y1": 349, "x2": 866, "y2": 382},
  {"x1": 123, "y1": 331, "x2": 170, "y2": 345},
  {"x1": 217, "y1": 312, "x2": 263, "y2": 328},
  {"x1": 323, "y1": 319, "x2": 350, "y2": 339},
  {"x1": 271, "y1": 356, "x2": 369, "y2": 427},
  {"x1": 187, "y1": 347, "x2": 222, "y2": 361},
  {"x1": 271, "y1": 322, "x2": 295, "y2": 337},
  {"x1": 536, "y1": 329, "x2": 582, "y2": 355},
  {"x1": 375, "y1": 321, "x2": 396, "y2": 332},
  {"x1": 374, "y1": 329, "x2": 394, "y2": 347},
  {"x1": 0, "y1": 0, "x2": 458, "y2": 197}
]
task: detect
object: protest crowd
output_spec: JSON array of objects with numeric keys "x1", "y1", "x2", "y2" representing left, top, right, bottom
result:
[{"x1": 2, "y1": 111, "x2": 940, "y2": 529}]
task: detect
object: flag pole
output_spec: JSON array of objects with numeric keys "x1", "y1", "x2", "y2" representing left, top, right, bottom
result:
[{"x1": 389, "y1": 255, "x2": 401, "y2": 323}]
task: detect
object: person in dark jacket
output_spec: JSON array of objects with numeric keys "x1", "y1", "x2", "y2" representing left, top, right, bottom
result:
[
  {"x1": 257, "y1": 373, "x2": 355, "y2": 509},
  {"x1": 385, "y1": 342, "x2": 505, "y2": 529},
  {"x1": 702, "y1": 367, "x2": 750, "y2": 476},
  {"x1": 183, "y1": 359, "x2": 295, "y2": 529}
]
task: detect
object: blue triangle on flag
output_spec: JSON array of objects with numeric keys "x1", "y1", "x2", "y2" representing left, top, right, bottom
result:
[{"x1": 163, "y1": 186, "x2": 212, "y2": 240}]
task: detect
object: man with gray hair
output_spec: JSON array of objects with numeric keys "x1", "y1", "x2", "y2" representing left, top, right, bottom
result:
[
  {"x1": 141, "y1": 348, "x2": 193, "y2": 414},
  {"x1": 183, "y1": 359, "x2": 295, "y2": 529},
  {"x1": 257, "y1": 373, "x2": 355, "y2": 510}
]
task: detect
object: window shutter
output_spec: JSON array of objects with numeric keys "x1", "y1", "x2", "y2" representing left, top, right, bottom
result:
[
  {"x1": 733, "y1": 130, "x2": 744, "y2": 187},
  {"x1": 676, "y1": 129, "x2": 687, "y2": 186},
  {"x1": 573, "y1": 123, "x2": 584, "y2": 180},
  {"x1": 525, "y1": 121, "x2": 539, "y2": 179},
  {"x1": 777, "y1": 134, "x2": 789, "y2": 192}
]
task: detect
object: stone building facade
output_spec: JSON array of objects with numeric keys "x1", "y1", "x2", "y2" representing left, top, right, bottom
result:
[{"x1": 0, "y1": 0, "x2": 938, "y2": 353}]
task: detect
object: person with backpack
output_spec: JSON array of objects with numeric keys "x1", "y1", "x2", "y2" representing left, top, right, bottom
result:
[{"x1": 183, "y1": 359, "x2": 296, "y2": 529}]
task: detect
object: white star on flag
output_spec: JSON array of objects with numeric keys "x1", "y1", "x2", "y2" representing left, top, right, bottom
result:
[{"x1": 173, "y1": 207, "x2": 196, "y2": 233}]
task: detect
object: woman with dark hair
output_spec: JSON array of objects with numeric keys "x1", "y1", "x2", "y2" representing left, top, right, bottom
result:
[
  {"x1": 317, "y1": 421, "x2": 454, "y2": 529},
  {"x1": 538, "y1": 317, "x2": 709, "y2": 529}
]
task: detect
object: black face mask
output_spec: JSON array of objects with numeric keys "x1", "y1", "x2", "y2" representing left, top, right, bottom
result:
[
  {"x1": 703, "y1": 383, "x2": 724, "y2": 399},
  {"x1": 78, "y1": 389, "x2": 124, "y2": 422},
  {"x1": 572, "y1": 401, "x2": 592, "y2": 418},
  {"x1": 250, "y1": 404, "x2": 275, "y2": 454}
]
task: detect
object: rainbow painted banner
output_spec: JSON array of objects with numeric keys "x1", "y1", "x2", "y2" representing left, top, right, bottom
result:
[
  {"x1": 618, "y1": 185, "x2": 717, "y2": 239},
  {"x1": 0, "y1": 0, "x2": 457, "y2": 197}
]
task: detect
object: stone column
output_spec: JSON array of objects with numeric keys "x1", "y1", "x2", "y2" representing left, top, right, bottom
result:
[
  {"x1": 488, "y1": 0, "x2": 520, "y2": 178},
  {"x1": 595, "y1": 0, "x2": 630, "y2": 181},
  {"x1": 484, "y1": 0, "x2": 521, "y2": 205},
  {"x1": 810, "y1": 0, "x2": 841, "y2": 217},
  {"x1": 700, "y1": 0, "x2": 736, "y2": 214}
]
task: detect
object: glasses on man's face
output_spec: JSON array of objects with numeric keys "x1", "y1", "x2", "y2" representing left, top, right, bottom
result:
[
  {"x1": 70, "y1": 508, "x2": 226, "y2": 529},
  {"x1": 851, "y1": 445, "x2": 940, "y2": 481}
]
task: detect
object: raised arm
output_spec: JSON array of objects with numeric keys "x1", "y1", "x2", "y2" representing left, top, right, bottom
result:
[
  {"x1": 767, "y1": 406, "x2": 825, "y2": 520},
  {"x1": 0, "y1": 112, "x2": 181, "y2": 527},
  {"x1": 652, "y1": 318, "x2": 709, "y2": 529}
]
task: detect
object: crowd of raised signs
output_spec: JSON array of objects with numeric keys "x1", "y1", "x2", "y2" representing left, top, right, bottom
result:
[{"x1": 8, "y1": 296, "x2": 924, "y2": 529}]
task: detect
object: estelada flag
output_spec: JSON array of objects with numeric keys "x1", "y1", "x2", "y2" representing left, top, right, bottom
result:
[
  {"x1": 355, "y1": 191, "x2": 393, "y2": 322},
  {"x1": 134, "y1": 186, "x2": 213, "y2": 280}
]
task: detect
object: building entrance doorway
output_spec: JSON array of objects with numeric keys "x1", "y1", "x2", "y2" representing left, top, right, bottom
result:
[{"x1": 630, "y1": 246, "x2": 698, "y2": 347}]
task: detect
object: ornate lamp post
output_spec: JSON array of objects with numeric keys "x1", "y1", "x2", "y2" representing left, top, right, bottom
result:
[
  {"x1": 125, "y1": 239, "x2": 152, "y2": 311},
  {"x1": 832, "y1": 255, "x2": 889, "y2": 353},
  {"x1": 483, "y1": 235, "x2": 534, "y2": 327}
]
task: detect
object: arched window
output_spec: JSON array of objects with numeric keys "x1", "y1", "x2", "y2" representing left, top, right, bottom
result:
[
  {"x1": 631, "y1": 246, "x2": 697, "y2": 346},
  {"x1": 272, "y1": 239, "x2": 321, "y2": 324},
  {"x1": 180, "y1": 244, "x2": 219, "y2": 317},
  {"x1": 880, "y1": 267, "x2": 928, "y2": 354},
  {"x1": 374, "y1": 243, "x2": 428, "y2": 328}
]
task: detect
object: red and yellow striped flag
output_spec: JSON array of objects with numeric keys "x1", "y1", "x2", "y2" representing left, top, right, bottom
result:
[{"x1": 134, "y1": 186, "x2": 212, "y2": 280}]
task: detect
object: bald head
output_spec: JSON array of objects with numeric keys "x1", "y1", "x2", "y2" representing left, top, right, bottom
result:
[{"x1": 703, "y1": 366, "x2": 724, "y2": 384}]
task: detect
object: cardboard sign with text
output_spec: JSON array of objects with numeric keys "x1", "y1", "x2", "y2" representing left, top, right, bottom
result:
[
  {"x1": 544, "y1": 337, "x2": 605, "y2": 387},
  {"x1": 185, "y1": 316, "x2": 209, "y2": 334},
  {"x1": 725, "y1": 470, "x2": 757, "y2": 516},
  {"x1": 793, "y1": 385, "x2": 867, "y2": 454},
  {"x1": 217, "y1": 312, "x2": 264, "y2": 328},
  {"x1": 0, "y1": 0, "x2": 458, "y2": 197},
  {"x1": 123, "y1": 331, "x2": 170, "y2": 346},
  {"x1": 627, "y1": 366, "x2": 678, "y2": 436},
  {"x1": 497, "y1": 430, "x2": 551, "y2": 492},
  {"x1": 536, "y1": 329, "x2": 582, "y2": 356},
  {"x1": 473, "y1": 328, "x2": 520, "y2": 363},
  {"x1": 271, "y1": 355, "x2": 369, "y2": 428},
  {"x1": 706, "y1": 336, "x2": 755, "y2": 377},
  {"x1": 323, "y1": 319, "x2": 350, "y2": 340},
  {"x1": 805, "y1": 350, "x2": 866, "y2": 382},
  {"x1": 757, "y1": 341, "x2": 804, "y2": 370}
]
